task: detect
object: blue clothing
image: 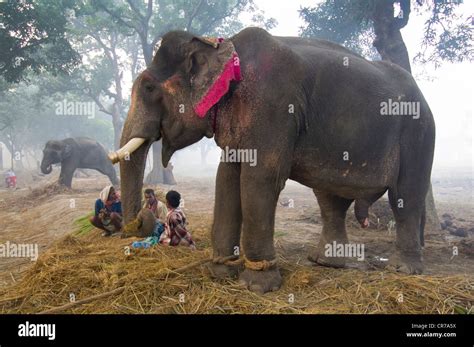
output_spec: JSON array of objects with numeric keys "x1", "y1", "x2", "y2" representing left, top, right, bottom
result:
[
  {"x1": 153, "y1": 221, "x2": 165, "y2": 239},
  {"x1": 94, "y1": 199, "x2": 122, "y2": 216},
  {"x1": 131, "y1": 222, "x2": 164, "y2": 249}
]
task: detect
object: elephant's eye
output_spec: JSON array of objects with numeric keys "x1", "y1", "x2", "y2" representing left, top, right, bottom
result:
[{"x1": 145, "y1": 84, "x2": 155, "y2": 93}]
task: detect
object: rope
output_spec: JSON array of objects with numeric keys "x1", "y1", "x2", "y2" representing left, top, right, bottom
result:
[
  {"x1": 212, "y1": 255, "x2": 243, "y2": 266},
  {"x1": 244, "y1": 257, "x2": 277, "y2": 271},
  {"x1": 213, "y1": 255, "x2": 277, "y2": 270}
]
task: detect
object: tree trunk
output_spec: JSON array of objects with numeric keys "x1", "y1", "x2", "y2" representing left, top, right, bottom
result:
[
  {"x1": 0, "y1": 143, "x2": 3, "y2": 170},
  {"x1": 425, "y1": 184, "x2": 440, "y2": 230},
  {"x1": 371, "y1": 0, "x2": 439, "y2": 231},
  {"x1": 112, "y1": 104, "x2": 122, "y2": 151},
  {"x1": 144, "y1": 141, "x2": 176, "y2": 185},
  {"x1": 145, "y1": 141, "x2": 164, "y2": 184},
  {"x1": 200, "y1": 143, "x2": 209, "y2": 166}
]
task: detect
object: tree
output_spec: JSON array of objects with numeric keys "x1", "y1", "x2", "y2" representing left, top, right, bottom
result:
[
  {"x1": 92, "y1": 0, "x2": 275, "y2": 184},
  {"x1": 0, "y1": 0, "x2": 80, "y2": 83},
  {"x1": 300, "y1": 0, "x2": 473, "y2": 230},
  {"x1": 300, "y1": 0, "x2": 473, "y2": 68},
  {"x1": 0, "y1": 75, "x2": 114, "y2": 170},
  {"x1": 66, "y1": 7, "x2": 136, "y2": 150}
]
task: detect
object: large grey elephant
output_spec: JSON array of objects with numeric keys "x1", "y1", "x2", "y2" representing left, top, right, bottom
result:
[
  {"x1": 110, "y1": 28, "x2": 435, "y2": 293},
  {"x1": 41, "y1": 137, "x2": 119, "y2": 188}
]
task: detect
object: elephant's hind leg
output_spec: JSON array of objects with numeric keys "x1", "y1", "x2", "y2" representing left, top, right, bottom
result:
[
  {"x1": 385, "y1": 127, "x2": 432, "y2": 274},
  {"x1": 207, "y1": 162, "x2": 244, "y2": 279},
  {"x1": 387, "y1": 180, "x2": 426, "y2": 274},
  {"x1": 95, "y1": 166, "x2": 119, "y2": 186},
  {"x1": 308, "y1": 190, "x2": 353, "y2": 268}
]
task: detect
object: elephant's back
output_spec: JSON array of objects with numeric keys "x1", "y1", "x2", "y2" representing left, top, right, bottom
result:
[
  {"x1": 71, "y1": 137, "x2": 108, "y2": 153},
  {"x1": 274, "y1": 36, "x2": 364, "y2": 59}
]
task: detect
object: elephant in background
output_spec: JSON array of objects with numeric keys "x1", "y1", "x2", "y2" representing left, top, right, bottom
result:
[
  {"x1": 111, "y1": 28, "x2": 435, "y2": 293},
  {"x1": 41, "y1": 137, "x2": 119, "y2": 188}
]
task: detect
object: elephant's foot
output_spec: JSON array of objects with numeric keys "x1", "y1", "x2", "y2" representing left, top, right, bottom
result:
[
  {"x1": 387, "y1": 250, "x2": 424, "y2": 274},
  {"x1": 206, "y1": 262, "x2": 242, "y2": 279},
  {"x1": 308, "y1": 251, "x2": 347, "y2": 268},
  {"x1": 308, "y1": 239, "x2": 348, "y2": 268},
  {"x1": 238, "y1": 267, "x2": 282, "y2": 294}
]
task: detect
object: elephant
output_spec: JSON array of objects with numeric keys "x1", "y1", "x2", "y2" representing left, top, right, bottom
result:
[
  {"x1": 41, "y1": 137, "x2": 119, "y2": 188},
  {"x1": 110, "y1": 28, "x2": 435, "y2": 293}
]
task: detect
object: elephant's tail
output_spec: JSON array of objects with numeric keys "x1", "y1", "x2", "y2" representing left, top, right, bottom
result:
[{"x1": 420, "y1": 206, "x2": 426, "y2": 247}]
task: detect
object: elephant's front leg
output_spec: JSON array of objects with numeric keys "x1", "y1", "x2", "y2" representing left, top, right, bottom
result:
[
  {"x1": 58, "y1": 164, "x2": 76, "y2": 188},
  {"x1": 238, "y1": 171, "x2": 285, "y2": 294},
  {"x1": 207, "y1": 162, "x2": 243, "y2": 279}
]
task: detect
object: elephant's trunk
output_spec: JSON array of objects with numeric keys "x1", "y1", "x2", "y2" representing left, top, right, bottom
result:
[
  {"x1": 41, "y1": 161, "x2": 52, "y2": 174},
  {"x1": 118, "y1": 135, "x2": 152, "y2": 224}
]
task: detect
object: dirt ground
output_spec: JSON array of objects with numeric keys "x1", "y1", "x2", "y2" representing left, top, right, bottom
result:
[{"x1": 0, "y1": 168, "x2": 472, "y2": 304}]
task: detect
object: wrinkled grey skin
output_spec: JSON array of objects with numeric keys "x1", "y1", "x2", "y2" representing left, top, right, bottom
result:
[
  {"x1": 118, "y1": 28, "x2": 435, "y2": 293},
  {"x1": 41, "y1": 137, "x2": 119, "y2": 188}
]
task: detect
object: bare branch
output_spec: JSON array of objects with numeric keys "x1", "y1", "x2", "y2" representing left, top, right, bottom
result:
[
  {"x1": 104, "y1": 90, "x2": 118, "y2": 99},
  {"x1": 89, "y1": 93, "x2": 113, "y2": 116},
  {"x1": 126, "y1": 0, "x2": 144, "y2": 20},
  {"x1": 186, "y1": 0, "x2": 205, "y2": 32},
  {"x1": 145, "y1": 0, "x2": 153, "y2": 22},
  {"x1": 98, "y1": 5, "x2": 140, "y2": 33}
]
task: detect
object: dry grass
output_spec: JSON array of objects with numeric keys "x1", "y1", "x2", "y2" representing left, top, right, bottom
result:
[{"x1": 0, "y1": 212, "x2": 472, "y2": 314}]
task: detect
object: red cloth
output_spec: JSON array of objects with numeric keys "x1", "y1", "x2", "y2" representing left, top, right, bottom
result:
[
  {"x1": 5, "y1": 176, "x2": 16, "y2": 188},
  {"x1": 194, "y1": 46, "x2": 242, "y2": 118}
]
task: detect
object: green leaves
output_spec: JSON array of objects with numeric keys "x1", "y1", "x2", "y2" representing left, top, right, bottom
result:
[
  {"x1": 0, "y1": 0, "x2": 80, "y2": 83},
  {"x1": 299, "y1": 0, "x2": 473, "y2": 67}
]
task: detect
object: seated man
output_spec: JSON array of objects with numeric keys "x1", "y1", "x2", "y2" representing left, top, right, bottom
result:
[
  {"x1": 122, "y1": 188, "x2": 167, "y2": 238},
  {"x1": 143, "y1": 188, "x2": 168, "y2": 239},
  {"x1": 160, "y1": 190, "x2": 196, "y2": 250},
  {"x1": 90, "y1": 185, "x2": 122, "y2": 236}
]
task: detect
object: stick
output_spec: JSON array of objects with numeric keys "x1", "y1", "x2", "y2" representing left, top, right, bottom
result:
[
  {"x1": 39, "y1": 287, "x2": 125, "y2": 314},
  {"x1": 38, "y1": 255, "x2": 236, "y2": 314}
]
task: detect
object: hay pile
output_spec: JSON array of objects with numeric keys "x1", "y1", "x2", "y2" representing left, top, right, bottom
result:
[{"x1": 0, "y1": 213, "x2": 472, "y2": 314}]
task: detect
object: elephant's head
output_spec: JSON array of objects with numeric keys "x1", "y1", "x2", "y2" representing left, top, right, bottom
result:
[
  {"x1": 41, "y1": 140, "x2": 72, "y2": 174},
  {"x1": 110, "y1": 31, "x2": 241, "y2": 222}
]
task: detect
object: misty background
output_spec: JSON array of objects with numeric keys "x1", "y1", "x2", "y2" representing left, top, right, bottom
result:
[{"x1": 0, "y1": 0, "x2": 472, "y2": 184}]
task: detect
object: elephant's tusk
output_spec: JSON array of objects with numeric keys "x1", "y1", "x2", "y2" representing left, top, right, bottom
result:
[{"x1": 108, "y1": 138, "x2": 146, "y2": 164}]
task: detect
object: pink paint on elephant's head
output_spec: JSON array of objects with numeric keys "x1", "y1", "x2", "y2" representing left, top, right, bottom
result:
[{"x1": 115, "y1": 31, "x2": 242, "y2": 223}]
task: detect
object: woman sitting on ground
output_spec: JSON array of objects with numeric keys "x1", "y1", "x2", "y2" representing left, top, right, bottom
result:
[{"x1": 89, "y1": 185, "x2": 122, "y2": 236}]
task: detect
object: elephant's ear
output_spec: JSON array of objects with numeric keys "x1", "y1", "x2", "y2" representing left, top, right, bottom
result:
[
  {"x1": 62, "y1": 144, "x2": 73, "y2": 160},
  {"x1": 186, "y1": 36, "x2": 242, "y2": 118}
]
